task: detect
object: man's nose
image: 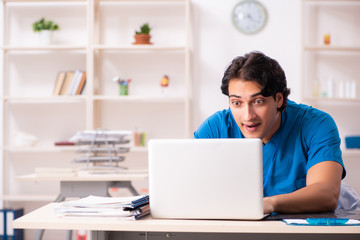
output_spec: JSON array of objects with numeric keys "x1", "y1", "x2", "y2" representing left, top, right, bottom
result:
[{"x1": 244, "y1": 104, "x2": 256, "y2": 121}]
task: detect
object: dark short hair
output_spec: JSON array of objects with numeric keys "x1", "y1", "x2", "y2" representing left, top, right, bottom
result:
[{"x1": 221, "y1": 51, "x2": 291, "y2": 111}]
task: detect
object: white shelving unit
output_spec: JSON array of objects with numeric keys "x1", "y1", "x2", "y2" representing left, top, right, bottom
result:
[
  {"x1": 301, "y1": 0, "x2": 360, "y2": 193},
  {"x1": 0, "y1": 0, "x2": 191, "y2": 210}
]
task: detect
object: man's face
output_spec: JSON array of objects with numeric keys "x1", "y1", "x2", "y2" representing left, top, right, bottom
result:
[{"x1": 228, "y1": 79, "x2": 283, "y2": 144}]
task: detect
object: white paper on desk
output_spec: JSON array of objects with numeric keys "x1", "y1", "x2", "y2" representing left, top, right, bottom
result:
[
  {"x1": 61, "y1": 195, "x2": 145, "y2": 208},
  {"x1": 54, "y1": 206, "x2": 135, "y2": 217}
]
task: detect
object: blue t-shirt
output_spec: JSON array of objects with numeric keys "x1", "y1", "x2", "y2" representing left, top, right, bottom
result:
[{"x1": 194, "y1": 100, "x2": 346, "y2": 197}]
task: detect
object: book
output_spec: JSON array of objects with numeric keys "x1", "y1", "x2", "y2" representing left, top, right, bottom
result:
[
  {"x1": 60, "y1": 71, "x2": 74, "y2": 95},
  {"x1": 67, "y1": 70, "x2": 82, "y2": 95},
  {"x1": 54, "y1": 141, "x2": 76, "y2": 146},
  {"x1": 0, "y1": 210, "x2": 4, "y2": 240},
  {"x1": 76, "y1": 71, "x2": 86, "y2": 95},
  {"x1": 52, "y1": 71, "x2": 66, "y2": 96}
]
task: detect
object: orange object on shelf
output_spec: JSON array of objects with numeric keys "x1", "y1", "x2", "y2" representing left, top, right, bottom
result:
[
  {"x1": 324, "y1": 33, "x2": 331, "y2": 45},
  {"x1": 160, "y1": 75, "x2": 169, "y2": 87}
]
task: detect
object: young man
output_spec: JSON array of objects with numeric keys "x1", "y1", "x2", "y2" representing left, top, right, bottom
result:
[{"x1": 194, "y1": 51, "x2": 345, "y2": 214}]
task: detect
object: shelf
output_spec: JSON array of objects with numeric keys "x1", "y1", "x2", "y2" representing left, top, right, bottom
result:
[
  {"x1": 1, "y1": 0, "x2": 190, "y2": 212},
  {"x1": 342, "y1": 149, "x2": 360, "y2": 157},
  {"x1": 304, "y1": 0, "x2": 360, "y2": 4},
  {"x1": 131, "y1": 146, "x2": 148, "y2": 152},
  {"x1": 302, "y1": 97, "x2": 360, "y2": 103},
  {"x1": 1, "y1": 45, "x2": 188, "y2": 52},
  {"x1": 2, "y1": 145, "x2": 147, "y2": 153},
  {"x1": 3, "y1": 96, "x2": 87, "y2": 103},
  {"x1": 5, "y1": 1, "x2": 87, "y2": 5},
  {"x1": 94, "y1": 45, "x2": 187, "y2": 51},
  {"x1": 3, "y1": 146, "x2": 78, "y2": 153},
  {"x1": 93, "y1": 95, "x2": 186, "y2": 103},
  {"x1": 2, "y1": 45, "x2": 87, "y2": 51},
  {"x1": 98, "y1": 0, "x2": 185, "y2": 2},
  {"x1": 0, "y1": 194, "x2": 57, "y2": 202},
  {"x1": 304, "y1": 46, "x2": 360, "y2": 52}
]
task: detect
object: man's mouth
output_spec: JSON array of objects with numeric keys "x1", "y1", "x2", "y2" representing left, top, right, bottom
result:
[{"x1": 243, "y1": 123, "x2": 261, "y2": 132}]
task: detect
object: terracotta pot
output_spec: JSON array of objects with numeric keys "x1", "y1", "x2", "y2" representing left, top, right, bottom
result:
[{"x1": 133, "y1": 34, "x2": 152, "y2": 45}]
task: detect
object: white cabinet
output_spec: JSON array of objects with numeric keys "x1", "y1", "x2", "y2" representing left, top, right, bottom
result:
[
  {"x1": 302, "y1": 0, "x2": 360, "y2": 193},
  {"x1": 1, "y1": 0, "x2": 191, "y2": 209}
]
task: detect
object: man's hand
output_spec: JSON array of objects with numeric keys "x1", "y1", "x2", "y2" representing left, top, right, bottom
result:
[
  {"x1": 263, "y1": 161, "x2": 343, "y2": 214},
  {"x1": 263, "y1": 197, "x2": 275, "y2": 214}
]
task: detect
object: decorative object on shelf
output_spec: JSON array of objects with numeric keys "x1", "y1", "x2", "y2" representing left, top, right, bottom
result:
[
  {"x1": 13, "y1": 131, "x2": 38, "y2": 147},
  {"x1": 160, "y1": 75, "x2": 169, "y2": 97},
  {"x1": 317, "y1": 76, "x2": 356, "y2": 100},
  {"x1": 112, "y1": 76, "x2": 132, "y2": 96},
  {"x1": 133, "y1": 130, "x2": 146, "y2": 147},
  {"x1": 312, "y1": 80, "x2": 320, "y2": 98},
  {"x1": 345, "y1": 136, "x2": 360, "y2": 149},
  {"x1": 133, "y1": 23, "x2": 152, "y2": 45},
  {"x1": 323, "y1": 33, "x2": 331, "y2": 45},
  {"x1": 32, "y1": 18, "x2": 60, "y2": 45},
  {"x1": 232, "y1": 0, "x2": 267, "y2": 35}
]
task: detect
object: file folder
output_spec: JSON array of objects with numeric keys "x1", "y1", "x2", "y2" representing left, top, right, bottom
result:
[
  {"x1": 0, "y1": 210, "x2": 5, "y2": 240},
  {"x1": 4, "y1": 209, "x2": 24, "y2": 240}
]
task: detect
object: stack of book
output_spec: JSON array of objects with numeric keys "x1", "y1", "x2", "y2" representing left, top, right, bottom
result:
[
  {"x1": 54, "y1": 195, "x2": 150, "y2": 220},
  {"x1": 52, "y1": 70, "x2": 86, "y2": 96}
]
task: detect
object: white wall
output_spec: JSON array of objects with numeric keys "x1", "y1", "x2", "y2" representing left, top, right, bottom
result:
[{"x1": 190, "y1": 0, "x2": 302, "y2": 132}]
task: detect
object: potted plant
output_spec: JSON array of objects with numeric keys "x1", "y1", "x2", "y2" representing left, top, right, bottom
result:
[
  {"x1": 32, "y1": 18, "x2": 60, "y2": 45},
  {"x1": 133, "y1": 23, "x2": 152, "y2": 45}
]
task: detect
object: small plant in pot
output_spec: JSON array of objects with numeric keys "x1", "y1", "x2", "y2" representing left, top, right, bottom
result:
[
  {"x1": 133, "y1": 23, "x2": 152, "y2": 45},
  {"x1": 32, "y1": 18, "x2": 60, "y2": 45}
]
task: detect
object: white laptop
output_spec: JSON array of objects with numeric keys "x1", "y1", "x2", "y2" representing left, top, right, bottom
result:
[{"x1": 148, "y1": 138, "x2": 265, "y2": 220}]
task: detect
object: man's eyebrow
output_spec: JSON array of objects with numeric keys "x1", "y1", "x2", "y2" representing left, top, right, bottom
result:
[{"x1": 229, "y1": 92, "x2": 262, "y2": 98}]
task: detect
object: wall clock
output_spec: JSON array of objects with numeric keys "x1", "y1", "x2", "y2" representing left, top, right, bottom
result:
[{"x1": 232, "y1": 0, "x2": 267, "y2": 34}]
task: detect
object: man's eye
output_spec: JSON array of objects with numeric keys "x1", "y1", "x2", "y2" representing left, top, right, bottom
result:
[
  {"x1": 232, "y1": 101, "x2": 242, "y2": 107},
  {"x1": 254, "y1": 99, "x2": 264, "y2": 104}
]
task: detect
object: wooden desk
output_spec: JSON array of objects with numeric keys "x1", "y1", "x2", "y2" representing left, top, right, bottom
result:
[
  {"x1": 17, "y1": 171, "x2": 148, "y2": 240},
  {"x1": 13, "y1": 203, "x2": 360, "y2": 240}
]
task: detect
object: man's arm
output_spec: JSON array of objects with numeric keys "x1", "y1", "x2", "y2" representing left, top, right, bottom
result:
[{"x1": 263, "y1": 161, "x2": 343, "y2": 214}]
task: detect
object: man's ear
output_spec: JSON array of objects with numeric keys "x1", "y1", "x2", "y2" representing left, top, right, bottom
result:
[{"x1": 276, "y1": 92, "x2": 284, "y2": 109}]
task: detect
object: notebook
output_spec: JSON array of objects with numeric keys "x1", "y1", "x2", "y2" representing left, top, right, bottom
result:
[{"x1": 148, "y1": 138, "x2": 265, "y2": 220}]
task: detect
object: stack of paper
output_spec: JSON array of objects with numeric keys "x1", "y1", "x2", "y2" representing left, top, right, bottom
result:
[
  {"x1": 69, "y1": 130, "x2": 132, "y2": 144},
  {"x1": 54, "y1": 195, "x2": 149, "y2": 220}
]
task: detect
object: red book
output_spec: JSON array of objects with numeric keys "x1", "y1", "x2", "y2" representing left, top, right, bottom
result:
[{"x1": 54, "y1": 141, "x2": 75, "y2": 146}]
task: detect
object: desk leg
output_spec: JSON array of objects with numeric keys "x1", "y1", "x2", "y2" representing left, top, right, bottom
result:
[
  {"x1": 54, "y1": 194, "x2": 66, "y2": 203},
  {"x1": 34, "y1": 229, "x2": 45, "y2": 240},
  {"x1": 66, "y1": 230, "x2": 73, "y2": 240},
  {"x1": 34, "y1": 194, "x2": 66, "y2": 240},
  {"x1": 90, "y1": 231, "x2": 108, "y2": 240}
]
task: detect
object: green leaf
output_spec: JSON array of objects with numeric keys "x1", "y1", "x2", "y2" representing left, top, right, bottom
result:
[
  {"x1": 135, "y1": 23, "x2": 151, "y2": 35},
  {"x1": 32, "y1": 18, "x2": 60, "y2": 32}
]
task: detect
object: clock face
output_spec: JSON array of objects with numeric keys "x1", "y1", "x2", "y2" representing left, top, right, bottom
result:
[{"x1": 232, "y1": 0, "x2": 267, "y2": 34}]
